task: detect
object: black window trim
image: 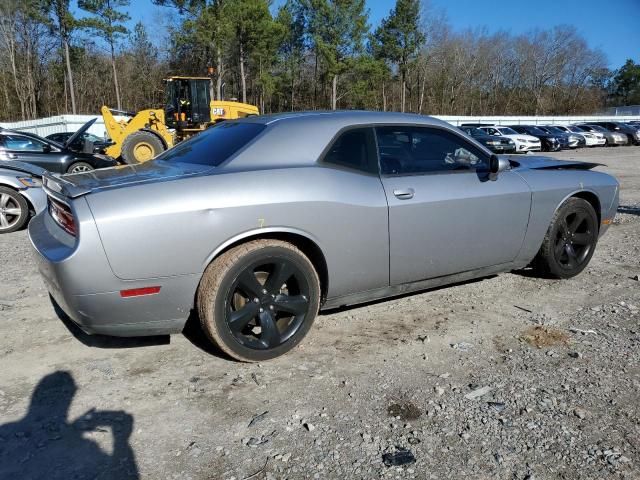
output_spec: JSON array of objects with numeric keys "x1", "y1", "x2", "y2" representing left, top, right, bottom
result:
[
  {"x1": 317, "y1": 125, "x2": 379, "y2": 176},
  {"x1": 374, "y1": 124, "x2": 492, "y2": 178}
]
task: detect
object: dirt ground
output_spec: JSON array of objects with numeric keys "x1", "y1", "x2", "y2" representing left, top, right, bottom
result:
[{"x1": 1, "y1": 147, "x2": 639, "y2": 480}]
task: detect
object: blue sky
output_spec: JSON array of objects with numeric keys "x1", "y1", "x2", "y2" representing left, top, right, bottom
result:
[{"x1": 90, "y1": 0, "x2": 639, "y2": 69}]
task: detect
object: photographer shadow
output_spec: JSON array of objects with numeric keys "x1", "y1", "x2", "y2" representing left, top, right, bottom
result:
[{"x1": 0, "y1": 371, "x2": 139, "y2": 479}]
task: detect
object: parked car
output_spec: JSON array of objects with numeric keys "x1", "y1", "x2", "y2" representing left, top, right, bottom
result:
[
  {"x1": 29, "y1": 112, "x2": 619, "y2": 361},
  {"x1": 584, "y1": 121, "x2": 640, "y2": 146},
  {"x1": 551, "y1": 125, "x2": 605, "y2": 147},
  {"x1": 0, "y1": 160, "x2": 46, "y2": 234},
  {"x1": 507, "y1": 125, "x2": 561, "y2": 152},
  {"x1": 477, "y1": 126, "x2": 541, "y2": 153},
  {"x1": 535, "y1": 126, "x2": 571, "y2": 149},
  {"x1": 46, "y1": 131, "x2": 113, "y2": 154},
  {"x1": 0, "y1": 119, "x2": 117, "y2": 174},
  {"x1": 576, "y1": 124, "x2": 628, "y2": 146},
  {"x1": 541, "y1": 126, "x2": 584, "y2": 148},
  {"x1": 458, "y1": 126, "x2": 516, "y2": 153}
]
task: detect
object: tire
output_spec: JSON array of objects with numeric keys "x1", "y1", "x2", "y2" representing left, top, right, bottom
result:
[
  {"x1": 121, "y1": 131, "x2": 165, "y2": 164},
  {"x1": 197, "y1": 239, "x2": 321, "y2": 362},
  {"x1": 66, "y1": 161, "x2": 94, "y2": 174},
  {"x1": 532, "y1": 197, "x2": 599, "y2": 279},
  {"x1": 0, "y1": 186, "x2": 29, "y2": 234}
]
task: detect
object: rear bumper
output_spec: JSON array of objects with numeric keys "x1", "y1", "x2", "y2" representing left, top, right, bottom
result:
[{"x1": 28, "y1": 209, "x2": 198, "y2": 337}]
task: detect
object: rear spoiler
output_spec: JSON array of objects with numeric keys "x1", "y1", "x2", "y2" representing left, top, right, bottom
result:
[{"x1": 42, "y1": 173, "x2": 91, "y2": 199}]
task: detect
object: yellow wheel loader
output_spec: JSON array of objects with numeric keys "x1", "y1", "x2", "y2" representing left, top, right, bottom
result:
[{"x1": 102, "y1": 77, "x2": 259, "y2": 164}]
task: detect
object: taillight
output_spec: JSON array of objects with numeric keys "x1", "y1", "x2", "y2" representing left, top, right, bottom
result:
[{"x1": 48, "y1": 197, "x2": 77, "y2": 236}]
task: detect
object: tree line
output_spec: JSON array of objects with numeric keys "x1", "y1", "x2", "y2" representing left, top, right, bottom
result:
[{"x1": 0, "y1": 0, "x2": 638, "y2": 123}]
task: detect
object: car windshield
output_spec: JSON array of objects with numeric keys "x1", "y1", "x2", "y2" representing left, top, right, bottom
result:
[
  {"x1": 82, "y1": 133, "x2": 101, "y2": 142},
  {"x1": 587, "y1": 125, "x2": 607, "y2": 132},
  {"x1": 567, "y1": 126, "x2": 582, "y2": 133},
  {"x1": 462, "y1": 127, "x2": 484, "y2": 137},
  {"x1": 497, "y1": 127, "x2": 518, "y2": 135},
  {"x1": 525, "y1": 126, "x2": 546, "y2": 135},
  {"x1": 156, "y1": 122, "x2": 266, "y2": 166},
  {"x1": 546, "y1": 126, "x2": 564, "y2": 134}
]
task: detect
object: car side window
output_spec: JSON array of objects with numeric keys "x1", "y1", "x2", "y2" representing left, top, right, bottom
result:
[
  {"x1": 322, "y1": 128, "x2": 376, "y2": 174},
  {"x1": 486, "y1": 128, "x2": 498, "y2": 135},
  {"x1": 4, "y1": 134, "x2": 47, "y2": 152},
  {"x1": 375, "y1": 126, "x2": 487, "y2": 176}
]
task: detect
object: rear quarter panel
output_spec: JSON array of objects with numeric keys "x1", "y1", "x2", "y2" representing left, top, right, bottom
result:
[
  {"x1": 86, "y1": 166, "x2": 390, "y2": 298},
  {"x1": 514, "y1": 168, "x2": 619, "y2": 264}
]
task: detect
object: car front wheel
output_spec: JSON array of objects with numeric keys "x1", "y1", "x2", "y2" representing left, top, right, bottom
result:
[
  {"x1": 197, "y1": 239, "x2": 321, "y2": 362},
  {"x1": 0, "y1": 186, "x2": 29, "y2": 234},
  {"x1": 533, "y1": 197, "x2": 599, "y2": 279},
  {"x1": 67, "y1": 162, "x2": 94, "y2": 174}
]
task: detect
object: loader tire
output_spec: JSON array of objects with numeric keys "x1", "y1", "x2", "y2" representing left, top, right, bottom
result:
[{"x1": 121, "y1": 131, "x2": 165, "y2": 164}]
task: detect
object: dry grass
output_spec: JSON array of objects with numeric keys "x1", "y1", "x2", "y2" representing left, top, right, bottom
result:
[{"x1": 520, "y1": 325, "x2": 570, "y2": 348}]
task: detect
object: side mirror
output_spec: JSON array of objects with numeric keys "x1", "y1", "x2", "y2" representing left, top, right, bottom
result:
[
  {"x1": 489, "y1": 154, "x2": 499, "y2": 174},
  {"x1": 489, "y1": 154, "x2": 510, "y2": 178},
  {"x1": 42, "y1": 143, "x2": 52, "y2": 153}
]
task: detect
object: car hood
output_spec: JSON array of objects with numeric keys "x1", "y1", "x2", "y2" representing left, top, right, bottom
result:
[
  {"x1": 64, "y1": 118, "x2": 97, "y2": 149},
  {"x1": 0, "y1": 160, "x2": 46, "y2": 177},
  {"x1": 43, "y1": 160, "x2": 212, "y2": 198},
  {"x1": 505, "y1": 155, "x2": 602, "y2": 171}
]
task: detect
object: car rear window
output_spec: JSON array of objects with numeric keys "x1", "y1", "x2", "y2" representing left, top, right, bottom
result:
[{"x1": 157, "y1": 122, "x2": 266, "y2": 166}]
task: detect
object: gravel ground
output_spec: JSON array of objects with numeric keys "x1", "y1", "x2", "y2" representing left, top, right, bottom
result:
[{"x1": 0, "y1": 146, "x2": 639, "y2": 480}]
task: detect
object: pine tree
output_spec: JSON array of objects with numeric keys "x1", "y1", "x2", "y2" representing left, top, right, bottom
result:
[
  {"x1": 78, "y1": 0, "x2": 130, "y2": 110},
  {"x1": 374, "y1": 0, "x2": 424, "y2": 112}
]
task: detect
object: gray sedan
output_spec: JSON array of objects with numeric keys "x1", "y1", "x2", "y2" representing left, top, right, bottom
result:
[{"x1": 29, "y1": 112, "x2": 619, "y2": 361}]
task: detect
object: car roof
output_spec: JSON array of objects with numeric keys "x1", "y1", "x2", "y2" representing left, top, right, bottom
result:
[
  {"x1": 241, "y1": 110, "x2": 454, "y2": 129},
  {"x1": 226, "y1": 111, "x2": 492, "y2": 171}
]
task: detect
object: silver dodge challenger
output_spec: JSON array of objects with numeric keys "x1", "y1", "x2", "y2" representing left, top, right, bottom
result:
[{"x1": 29, "y1": 112, "x2": 619, "y2": 361}]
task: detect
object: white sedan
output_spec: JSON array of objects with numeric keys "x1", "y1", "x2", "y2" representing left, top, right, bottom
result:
[
  {"x1": 478, "y1": 126, "x2": 542, "y2": 153},
  {"x1": 553, "y1": 125, "x2": 606, "y2": 147}
]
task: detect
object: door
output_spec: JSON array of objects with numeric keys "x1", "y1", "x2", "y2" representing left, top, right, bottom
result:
[
  {"x1": 2, "y1": 133, "x2": 64, "y2": 172},
  {"x1": 376, "y1": 125, "x2": 532, "y2": 286}
]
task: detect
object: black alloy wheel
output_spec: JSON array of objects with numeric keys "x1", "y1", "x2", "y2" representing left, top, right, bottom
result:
[
  {"x1": 552, "y1": 210, "x2": 596, "y2": 271},
  {"x1": 533, "y1": 197, "x2": 599, "y2": 279},
  {"x1": 225, "y1": 259, "x2": 311, "y2": 350},
  {"x1": 198, "y1": 239, "x2": 320, "y2": 362}
]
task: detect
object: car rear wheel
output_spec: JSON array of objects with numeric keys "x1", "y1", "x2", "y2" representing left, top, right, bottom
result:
[
  {"x1": 121, "y1": 131, "x2": 165, "y2": 164},
  {"x1": 0, "y1": 187, "x2": 29, "y2": 234},
  {"x1": 197, "y1": 239, "x2": 321, "y2": 362},
  {"x1": 66, "y1": 162, "x2": 94, "y2": 174},
  {"x1": 532, "y1": 198, "x2": 599, "y2": 279}
]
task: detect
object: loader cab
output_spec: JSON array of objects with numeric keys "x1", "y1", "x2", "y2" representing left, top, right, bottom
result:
[{"x1": 164, "y1": 77, "x2": 211, "y2": 130}]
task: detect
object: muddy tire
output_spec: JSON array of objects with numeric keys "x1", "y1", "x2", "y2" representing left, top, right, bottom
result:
[
  {"x1": 532, "y1": 197, "x2": 599, "y2": 279},
  {"x1": 121, "y1": 131, "x2": 165, "y2": 164},
  {"x1": 197, "y1": 239, "x2": 321, "y2": 362}
]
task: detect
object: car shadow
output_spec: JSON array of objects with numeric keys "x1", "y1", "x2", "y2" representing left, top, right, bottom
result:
[
  {"x1": 181, "y1": 310, "x2": 233, "y2": 361},
  {"x1": 321, "y1": 275, "x2": 494, "y2": 314},
  {"x1": 510, "y1": 265, "x2": 551, "y2": 278},
  {"x1": 0, "y1": 371, "x2": 139, "y2": 479},
  {"x1": 50, "y1": 295, "x2": 170, "y2": 349},
  {"x1": 618, "y1": 205, "x2": 640, "y2": 216}
]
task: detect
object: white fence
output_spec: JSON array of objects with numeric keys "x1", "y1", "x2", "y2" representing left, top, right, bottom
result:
[
  {"x1": 437, "y1": 115, "x2": 640, "y2": 126},
  {"x1": 1, "y1": 113, "x2": 640, "y2": 138},
  {"x1": 0, "y1": 115, "x2": 112, "y2": 139}
]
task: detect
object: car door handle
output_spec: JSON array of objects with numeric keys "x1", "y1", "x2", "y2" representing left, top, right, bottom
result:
[
  {"x1": 6, "y1": 153, "x2": 17, "y2": 159},
  {"x1": 393, "y1": 188, "x2": 414, "y2": 200}
]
